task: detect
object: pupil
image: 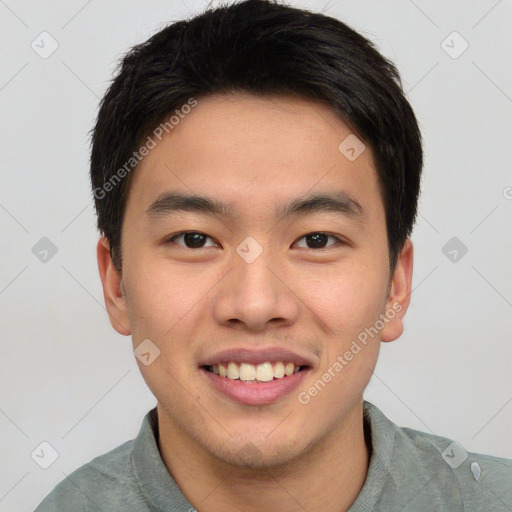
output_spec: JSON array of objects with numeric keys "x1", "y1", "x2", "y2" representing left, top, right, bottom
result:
[
  {"x1": 185, "y1": 232, "x2": 205, "y2": 248},
  {"x1": 182, "y1": 233, "x2": 328, "y2": 249},
  {"x1": 307, "y1": 233, "x2": 328, "y2": 248}
]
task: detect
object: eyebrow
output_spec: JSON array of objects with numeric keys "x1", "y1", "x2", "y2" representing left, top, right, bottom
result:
[{"x1": 146, "y1": 190, "x2": 365, "y2": 223}]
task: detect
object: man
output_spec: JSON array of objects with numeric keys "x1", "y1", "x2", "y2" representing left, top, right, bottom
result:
[{"x1": 35, "y1": 0, "x2": 511, "y2": 510}]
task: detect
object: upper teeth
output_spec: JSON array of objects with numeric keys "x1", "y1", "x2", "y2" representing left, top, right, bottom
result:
[{"x1": 212, "y1": 361, "x2": 301, "y2": 381}]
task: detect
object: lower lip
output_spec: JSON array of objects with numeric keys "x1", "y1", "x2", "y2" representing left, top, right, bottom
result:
[{"x1": 201, "y1": 368, "x2": 310, "y2": 406}]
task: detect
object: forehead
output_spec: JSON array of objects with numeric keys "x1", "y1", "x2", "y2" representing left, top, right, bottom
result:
[{"x1": 125, "y1": 93, "x2": 383, "y2": 224}]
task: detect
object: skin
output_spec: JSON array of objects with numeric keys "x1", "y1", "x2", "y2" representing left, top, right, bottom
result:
[{"x1": 97, "y1": 93, "x2": 413, "y2": 512}]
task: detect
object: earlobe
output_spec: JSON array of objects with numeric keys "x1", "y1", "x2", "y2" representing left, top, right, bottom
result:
[
  {"x1": 96, "y1": 237, "x2": 132, "y2": 336},
  {"x1": 380, "y1": 239, "x2": 414, "y2": 343}
]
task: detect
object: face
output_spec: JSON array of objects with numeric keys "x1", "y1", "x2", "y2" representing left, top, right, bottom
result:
[{"x1": 98, "y1": 93, "x2": 413, "y2": 468}]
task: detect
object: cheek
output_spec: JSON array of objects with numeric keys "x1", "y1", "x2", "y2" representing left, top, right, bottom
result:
[
  {"x1": 125, "y1": 256, "x2": 194, "y2": 335},
  {"x1": 124, "y1": 266, "x2": 198, "y2": 397},
  {"x1": 301, "y1": 261, "x2": 388, "y2": 335},
  {"x1": 124, "y1": 258, "x2": 210, "y2": 380}
]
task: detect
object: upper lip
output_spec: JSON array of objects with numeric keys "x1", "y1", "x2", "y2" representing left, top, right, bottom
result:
[{"x1": 199, "y1": 347, "x2": 317, "y2": 368}]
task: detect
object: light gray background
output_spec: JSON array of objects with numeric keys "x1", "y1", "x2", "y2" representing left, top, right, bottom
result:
[{"x1": 1, "y1": 0, "x2": 511, "y2": 510}]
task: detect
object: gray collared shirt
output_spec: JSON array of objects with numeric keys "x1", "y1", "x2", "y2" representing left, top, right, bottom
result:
[{"x1": 34, "y1": 401, "x2": 512, "y2": 511}]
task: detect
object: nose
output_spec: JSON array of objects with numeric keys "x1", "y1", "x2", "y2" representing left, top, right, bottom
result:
[{"x1": 212, "y1": 242, "x2": 300, "y2": 332}]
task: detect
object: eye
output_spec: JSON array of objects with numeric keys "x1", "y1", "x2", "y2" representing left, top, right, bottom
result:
[
  {"x1": 293, "y1": 232, "x2": 343, "y2": 249},
  {"x1": 165, "y1": 231, "x2": 219, "y2": 249},
  {"x1": 164, "y1": 231, "x2": 344, "y2": 250}
]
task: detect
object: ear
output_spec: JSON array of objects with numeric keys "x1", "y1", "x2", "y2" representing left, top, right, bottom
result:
[
  {"x1": 380, "y1": 238, "x2": 414, "y2": 343},
  {"x1": 97, "y1": 236, "x2": 131, "y2": 336}
]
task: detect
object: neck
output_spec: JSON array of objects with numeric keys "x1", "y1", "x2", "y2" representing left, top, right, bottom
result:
[{"x1": 157, "y1": 402, "x2": 370, "y2": 512}]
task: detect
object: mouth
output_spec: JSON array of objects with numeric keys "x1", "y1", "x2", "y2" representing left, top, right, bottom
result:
[
  {"x1": 202, "y1": 361, "x2": 309, "y2": 383},
  {"x1": 199, "y1": 350, "x2": 314, "y2": 405}
]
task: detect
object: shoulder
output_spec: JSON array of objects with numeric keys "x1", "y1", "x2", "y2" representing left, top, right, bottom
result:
[
  {"x1": 397, "y1": 422, "x2": 512, "y2": 510},
  {"x1": 33, "y1": 439, "x2": 146, "y2": 512},
  {"x1": 363, "y1": 402, "x2": 512, "y2": 511}
]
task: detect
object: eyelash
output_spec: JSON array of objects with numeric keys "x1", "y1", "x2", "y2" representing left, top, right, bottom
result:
[{"x1": 164, "y1": 231, "x2": 345, "y2": 250}]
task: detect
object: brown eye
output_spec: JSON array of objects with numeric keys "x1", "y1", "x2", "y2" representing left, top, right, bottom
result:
[
  {"x1": 294, "y1": 233, "x2": 342, "y2": 249},
  {"x1": 166, "y1": 231, "x2": 218, "y2": 249}
]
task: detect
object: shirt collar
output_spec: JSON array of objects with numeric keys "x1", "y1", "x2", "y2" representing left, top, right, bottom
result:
[
  {"x1": 131, "y1": 408, "x2": 195, "y2": 511},
  {"x1": 347, "y1": 401, "x2": 398, "y2": 510}
]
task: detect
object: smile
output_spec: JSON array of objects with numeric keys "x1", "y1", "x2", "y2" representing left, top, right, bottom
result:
[
  {"x1": 205, "y1": 361, "x2": 306, "y2": 382},
  {"x1": 201, "y1": 362, "x2": 311, "y2": 406},
  {"x1": 198, "y1": 347, "x2": 316, "y2": 405}
]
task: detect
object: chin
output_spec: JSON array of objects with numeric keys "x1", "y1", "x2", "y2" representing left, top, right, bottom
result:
[{"x1": 208, "y1": 437, "x2": 308, "y2": 470}]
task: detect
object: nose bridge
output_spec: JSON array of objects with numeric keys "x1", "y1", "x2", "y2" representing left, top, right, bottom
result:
[
  {"x1": 233, "y1": 234, "x2": 279, "y2": 298},
  {"x1": 212, "y1": 234, "x2": 299, "y2": 330}
]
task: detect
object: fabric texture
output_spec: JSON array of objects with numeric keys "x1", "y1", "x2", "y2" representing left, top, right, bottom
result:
[{"x1": 34, "y1": 401, "x2": 512, "y2": 511}]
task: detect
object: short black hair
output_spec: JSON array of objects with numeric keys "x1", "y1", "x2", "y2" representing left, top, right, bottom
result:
[{"x1": 90, "y1": 0, "x2": 422, "y2": 273}]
